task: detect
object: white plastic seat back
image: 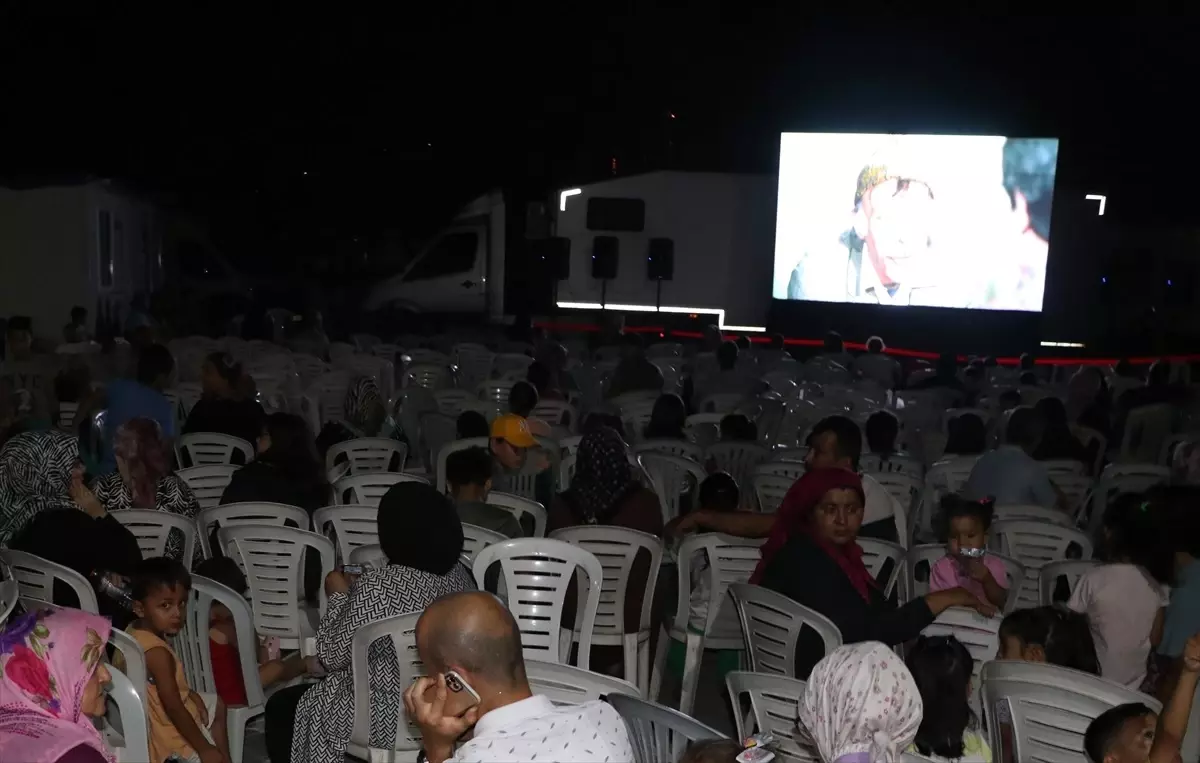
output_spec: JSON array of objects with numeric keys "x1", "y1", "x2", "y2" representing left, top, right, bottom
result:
[
  {"x1": 607, "y1": 692, "x2": 727, "y2": 763},
  {"x1": 756, "y1": 459, "x2": 806, "y2": 481},
  {"x1": 111, "y1": 509, "x2": 198, "y2": 564},
  {"x1": 196, "y1": 502, "x2": 310, "y2": 558},
  {"x1": 0, "y1": 548, "x2": 98, "y2": 613},
  {"x1": 104, "y1": 664, "x2": 150, "y2": 763},
  {"x1": 705, "y1": 442, "x2": 771, "y2": 510},
  {"x1": 981, "y1": 660, "x2": 1161, "y2": 763},
  {"x1": 684, "y1": 412, "x2": 725, "y2": 449},
  {"x1": 333, "y1": 472, "x2": 428, "y2": 506},
  {"x1": 218, "y1": 525, "x2": 335, "y2": 643},
  {"x1": 860, "y1": 453, "x2": 923, "y2": 479},
  {"x1": 325, "y1": 437, "x2": 407, "y2": 476},
  {"x1": 993, "y1": 503, "x2": 1073, "y2": 526},
  {"x1": 177, "y1": 464, "x2": 240, "y2": 509},
  {"x1": 638, "y1": 452, "x2": 705, "y2": 525},
  {"x1": 871, "y1": 472, "x2": 921, "y2": 537},
  {"x1": 725, "y1": 671, "x2": 820, "y2": 762},
  {"x1": 1039, "y1": 559, "x2": 1101, "y2": 606},
  {"x1": 634, "y1": 439, "x2": 705, "y2": 463},
  {"x1": 476, "y1": 379, "x2": 515, "y2": 404},
  {"x1": 990, "y1": 520, "x2": 1093, "y2": 610},
  {"x1": 452, "y1": 344, "x2": 495, "y2": 390},
  {"x1": 311, "y1": 504, "x2": 379, "y2": 563},
  {"x1": 532, "y1": 400, "x2": 579, "y2": 434},
  {"x1": 752, "y1": 472, "x2": 794, "y2": 514},
  {"x1": 176, "y1": 432, "x2": 255, "y2": 467},
  {"x1": 729, "y1": 583, "x2": 841, "y2": 677},
  {"x1": 486, "y1": 491, "x2": 548, "y2": 538},
  {"x1": 1052, "y1": 474, "x2": 1094, "y2": 518},
  {"x1": 348, "y1": 612, "x2": 425, "y2": 758},
  {"x1": 108, "y1": 627, "x2": 148, "y2": 708},
  {"x1": 1041, "y1": 459, "x2": 1087, "y2": 475},
  {"x1": 433, "y1": 389, "x2": 474, "y2": 416},
  {"x1": 472, "y1": 538, "x2": 602, "y2": 668},
  {"x1": 525, "y1": 660, "x2": 639, "y2": 705},
  {"x1": 460, "y1": 523, "x2": 509, "y2": 567},
  {"x1": 1118, "y1": 403, "x2": 1176, "y2": 464},
  {"x1": 348, "y1": 544, "x2": 388, "y2": 570},
  {"x1": 0, "y1": 573, "x2": 17, "y2": 625},
  {"x1": 918, "y1": 456, "x2": 980, "y2": 537},
  {"x1": 858, "y1": 538, "x2": 906, "y2": 599},
  {"x1": 921, "y1": 607, "x2": 1001, "y2": 712},
  {"x1": 673, "y1": 534, "x2": 764, "y2": 641},
  {"x1": 1083, "y1": 465, "x2": 1170, "y2": 534}
]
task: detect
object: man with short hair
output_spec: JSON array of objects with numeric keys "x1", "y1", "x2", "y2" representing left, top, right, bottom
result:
[
  {"x1": 445, "y1": 447, "x2": 523, "y2": 537},
  {"x1": 962, "y1": 406, "x2": 1060, "y2": 509},
  {"x1": 63, "y1": 306, "x2": 90, "y2": 344},
  {"x1": 853, "y1": 335, "x2": 901, "y2": 390},
  {"x1": 404, "y1": 591, "x2": 633, "y2": 763}
]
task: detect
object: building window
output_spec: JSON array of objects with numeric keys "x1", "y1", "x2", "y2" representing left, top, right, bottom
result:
[
  {"x1": 404, "y1": 231, "x2": 479, "y2": 281},
  {"x1": 98, "y1": 210, "x2": 113, "y2": 288}
]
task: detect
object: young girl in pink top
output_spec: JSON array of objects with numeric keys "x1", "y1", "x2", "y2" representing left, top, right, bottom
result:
[{"x1": 930, "y1": 495, "x2": 1009, "y2": 611}]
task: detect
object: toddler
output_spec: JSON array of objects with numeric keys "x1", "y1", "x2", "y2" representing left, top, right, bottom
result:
[{"x1": 929, "y1": 495, "x2": 1008, "y2": 610}]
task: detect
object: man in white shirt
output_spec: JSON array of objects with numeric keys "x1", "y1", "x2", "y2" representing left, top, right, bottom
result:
[
  {"x1": 962, "y1": 406, "x2": 1061, "y2": 509},
  {"x1": 404, "y1": 591, "x2": 634, "y2": 763}
]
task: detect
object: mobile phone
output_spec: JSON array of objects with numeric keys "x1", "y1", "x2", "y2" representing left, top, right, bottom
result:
[
  {"x1": 342, "y1": 564, "x2": 363, "y2": 575},
  {"x1": 442, "y1": 670, "x2": 481, "y2": 716}
]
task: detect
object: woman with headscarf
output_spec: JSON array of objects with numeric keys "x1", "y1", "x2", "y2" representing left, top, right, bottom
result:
[
  {"x1": 643, "y1": 393, "x2": 688, "y2": 440},
  {"x1": 548, "y1": 426, "x2": 663, "y2": 537},
  {"x1": 1, "y1": 432, "x2": 141, "y2": 622},
  {"x1": 798, "y1": 642, "x2": 923, "y2": 763},
  {"x1": 754, "y1": 468, "x2": 991, "y2": 677},
  {"x1": 221, "y1": 413, "x2": 332, "y2": 514},
  {"x1": 90, "y1": 418, "x2": 200, "y2": 562},
  {"x1": 183, "y1": 351, "x2": 266, "y2": 451},
  {"x1": 263, "y1": 482, "x2": 476, "y2": 763},
  {"x1": 0, "y1": 609, "x2": 116, "y2": 763}
]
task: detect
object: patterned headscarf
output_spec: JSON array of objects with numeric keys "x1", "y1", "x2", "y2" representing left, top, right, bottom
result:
[
  {"x1": 344, "y1": 375, "x2": 385, "y2": 435},
  {"x1": 799, "y1": 642, "x2": 923, "y2": 763},
  {"x1": 565, "y1": 427, "x2": 639, "y2": 524},
  {"x1": 0, "y1": 431, "x2": 80, "y2": 545},
  {"x1": 0, "y1": 609, "x2": 116, "y2": 763}
]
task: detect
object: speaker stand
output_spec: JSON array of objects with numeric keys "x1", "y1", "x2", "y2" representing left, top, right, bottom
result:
[
  {"x1": 655, "y1": 279, "x2": 663, "y2": 311},
  {"x1": 600, "y1": 280, "x2": 608, "y2": 309}
]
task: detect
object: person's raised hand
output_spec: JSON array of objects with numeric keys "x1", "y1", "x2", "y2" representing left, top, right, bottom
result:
[
  {"x1": 403, "y1": 674, "x2": 479, "y2": 761},
  {"x1": 965, "y1": 557, "x2": 992, "y2": 584},
  {"x1": 1183, "y1": 632, "x2": 1200, "y2": 673},
  {"x1": 70, "y1": 479, "x2": 105, "y2": 518},
  {"x1": 324, "y1": 570, "x2": 352, "y2": 596}
]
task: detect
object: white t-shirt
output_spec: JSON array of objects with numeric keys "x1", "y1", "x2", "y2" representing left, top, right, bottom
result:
[
  {"x1": 450, "y1": 695, "x2": 633, "y2": 763},
  {"x1": 1068, "y1": 563, "x2": 1168, "y2": 688},
  {"x1": 861, "y1": 472, "x2": 905, "y2": 542}
]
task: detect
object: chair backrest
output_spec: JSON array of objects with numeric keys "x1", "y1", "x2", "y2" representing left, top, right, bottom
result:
[
  {"x1": 990, "y1": 520, "x2": 1093, "y2": 610},
  {"x1": 105, "y1": 664, "x2": 150, "y2": 763},
  {"x1": 177, "y1": 464, "x2": 240, "y2": 510},
  {"x1": 860, "y1": 452, "x2": 923, "y2": 479},
  {"x1": 195, "y1": 501, "x2": 310, "y2": 558},
  {"x1": 173, "y1": 575, "x2": 267, "y2": 709},
  {"x1": 728, "y1": 583, "x2": 841, "y2": 678},
  {"x1": 757, "y1": 459, "x2": 807, "y2": 481},
  {"x1": 1052, "y1": 474, "x2": 1094, "y2": 518},
  {"x1": 472, "y1": 538, "x2": 603, "y2": 667},
  {"x1": 921, "y1": 607, "x2": 1001, "y2": 688},
  {"x1": 532, "y1": 400, "x2": 579, "y2": 434},
  {"x1": 108, "y1": 627, "x2": 148, "y2": 708},
  {"x1": 725, "y1": 671, "x2": 820, "y2": 762},
  {"x1": 176, "y1": 432, "x2": 255, "y2": 467},
  {"x1": 705, "y1": 442, "x2": 771, "y2": 509},
  {"x1": 637, "y1": 452, "x2": 706, "y2": 525},
  {"x1": 606, "y1": 692, "x2": 727, "y2": 763},
  {"x1": 333, "y1": 471, "x2": 428, "y2": 506},
  {"x1": 870, "y1": 472, "x2": 921, "y2": 536},
  {"x1": 1084, "y1": 464, "x2": 1170, "y2": 534},
  {"x1": 348, "y1": 544, "x2": 388, "y2": 569},
  {"x1": 993, "y1": 503, "x2": 1073, "y2": 526},
  {"x1": 858, "y1": 538, "x2": 906, "y2": 599},
  {"x1": 348, "y1": 612, "x2": 425, "y2": 756},
  {"x1": 981, "y1": 660, "x2": 1161, "y2": 763},
  {"x1": 486, "y1": 491, "x2": 548, "y2": 538},
  {"x1": 311, "y1": 504, "x2": 379, "y2": 562},
  {"x1": 919, "y1": 455, "x2": 980, "y2": 535},
  {"x1": 1119, "y1": 403, "x2": 1176, "y2": 464},
  {"x1": 325, "y1": 437, "x2": 407, "y2": 475},
  {"x1": 1039, "y1": 559, "x2": 1101, "y2": 606},
  {"x1": 550, "y1": 526, "x2": 664, "y2": 636},
  {"x1": 460, "y1": 522, "x2": 509, "y2": 566},
  {"x1": 0, "y1": 572, "x2": 17, "y2": 625},
  {"x1": 218, "y1": 524, "x2": 335, "y2": 639},
  {"x1": 526, "y1": 660, "x2": 640, "y2": 705},
  {"x1": 111, "y1": 508, "x2": 198, "y2": 564},
  {"x1": 1041, "y1": 459, "x2": 1087, "y2": 476},
  {"x1": 752, "y1": 471, "x2": 794, "y2": 514},
  {"x1": 0, "y1": 548, "x2": 98, "y2": 613},
  {"x1": 672, "y1": 534, "x2": 764, "y2": 638},
  {"x1": 634, "y1": 439, "x2": 705, "y2": 463}
]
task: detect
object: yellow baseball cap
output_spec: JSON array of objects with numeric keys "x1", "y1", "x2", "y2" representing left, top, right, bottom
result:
[{"x1": 490, "y1": 414, "x2": 538, "y2": 448}]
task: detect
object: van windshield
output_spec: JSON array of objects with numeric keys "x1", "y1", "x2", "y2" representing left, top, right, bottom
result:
[{"x1": 404, "y1": 231, "x2": 478, "y2": 281}]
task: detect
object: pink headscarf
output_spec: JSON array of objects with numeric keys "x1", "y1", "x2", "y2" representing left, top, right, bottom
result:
[{"x1": 0, "y1": 608, "x2": 116, "y2": 763}]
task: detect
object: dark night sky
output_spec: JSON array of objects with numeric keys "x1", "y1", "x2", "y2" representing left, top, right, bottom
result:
[{"x1": 0, "y1": 7, "x2": 1194, "y2": 266}]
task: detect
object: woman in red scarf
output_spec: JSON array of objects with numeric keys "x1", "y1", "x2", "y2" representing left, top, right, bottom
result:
[{"x1": 754, "y1": 468, "x2": 992, "y2": 678}]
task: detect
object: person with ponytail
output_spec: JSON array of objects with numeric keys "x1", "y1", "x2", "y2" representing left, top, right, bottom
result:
[
  {"x1": 91, "y1": 417, "x2": 199, "y2": 563},
  {"x1": 183, "y1": 351, "x2": 265, "y2": 450}
]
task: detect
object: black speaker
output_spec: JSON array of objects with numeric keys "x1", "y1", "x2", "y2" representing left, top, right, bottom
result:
[
  {"x1": 647, "y1": 238, "x2": 674, "y2": 280},
  {"x1": 533, "y1": 237, "x2": 570, "y2": 280},
  {"x1": 592, "y1": 236, "x2": 618, "y2": 280}
]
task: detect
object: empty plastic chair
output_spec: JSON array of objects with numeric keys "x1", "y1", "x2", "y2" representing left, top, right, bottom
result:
[
  {"x1": 729, "y1": 583, "x2": 842, "y2": 678},
  {"x1": 111, "y1": 508, "x2": 198, "y2": 564},
  {"x1": 325, "y1": 437, "x2": 407, "y2": 476},
  {"x1": 607, "y1": 692, "x2": 727, "y2": 763}
]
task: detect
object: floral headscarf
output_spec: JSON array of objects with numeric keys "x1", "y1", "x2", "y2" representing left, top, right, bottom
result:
[
  {"x1": 565, "y1": 427, "x2": 639, "y2": 524},
  {"x1": 0, "y1": 608, "x2": 115, "y2": 763},
  {"x1": 799, "y1": 642, "x2": 923, "y2": 763},
  {"x1": 0, "y1": 431, "x2": 80, "y2": 545}
]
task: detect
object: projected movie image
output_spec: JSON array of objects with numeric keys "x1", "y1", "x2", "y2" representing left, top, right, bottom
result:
[{"x1": 772, "y1": 133, "x2": 1059, "y2": 311}]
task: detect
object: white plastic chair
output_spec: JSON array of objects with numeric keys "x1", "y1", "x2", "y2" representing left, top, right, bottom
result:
[
  {"x1": 858, "y1": 537, "x2": 906, "y2": 599},
  {"x1": 532, "y1": 400, "x2": 579, "y2": 434},
  {"x1": 526, "y1": 659, "x2": 640, "y2": 704},
  {"x1": 486, "y1": 491, "x2": 548, "y2": 538},
  {"x1": 607, "y1": 692, "x2": 727, "y2": 763},
  {"x1": 638, "y1": 452, "x2": 706, "y2": 525},
  {"x1": 904, "y1": 544, "x2": 1025, "y2": 614},
  {"x1": 990, "y1": 520, "x2": 1093, "y2": 611},
  {"x1": 173, "y1": 575, "x2": 268, "y2": 763},
  {"x1": 1052, "y1": 474, "x2": 1094, "y2": 517},
  {"x1": 1118, "y1": 402, "x2": 1176, "y2": 464},
  {"x1": 195, "y1": 502, "x2": 310, "y2": 558},
  {"x1": 111, "y1": 508, "x2": 198, "y2": 564},
  {"x1": 921, "y1": 607, "x2": 1002, "y2": 715},
  {"x1": 684, "y1": 412, "x2": 725, "y2": 448},
  {"x1": 346, "y1": 612, "x2": 425, "y2": 762},
  {"x1": 726, "y1": 671, "x2": 820, "y2": 763},
  {"x1": 348, "y1": 544, "x2": 388, "y2": 570},
  {"x1": 550, "y1": 526, "x2": 664, "y2": 695},
  {"x1": 650, "y1": 533, "x2": 762, "y2": 716},
  {"x1": 918, "y1": 455, "x2": 980, "y2": 538},
  {"x1": 325, "y1": 437, "x2": 407, "y2": 476},
  {"x1": 981, "y1": 660, "x2": 1161, "y2": 763},
  {"x1": 176, "y1": 432, "x2": 255, "y2": 467},
  {"x1": 333, "y1": 472, "x2": 428, "y2": 506},
  {"x1": 1081, "y1": 464, "x2": 1170, "y2": 534},
  {"x1": 472, "y1": 538, "x2": 602, "y2": 668},
  {"x1": 0, "y1": 566, "x2": 17, "y2": 625},
  {"x1": 312, "y1": 504, "x2": 379, "y2": 563},
  {"x1": 218, "y1": 524, "x2": 335, "y2": 656},
  {"x1": 0, "y1": 548, "x2": 98, "y2": 613},
  {"x1": 460, "y1": 522, "x2": 509, "y2": 566},
  {"x1": 993, "y1": 503, "x2": 1073, "y2": 526},
  {"x1": 634, "y1": 439, "x2": 705, "y2": 463},
  {"x1": 860, "y1": 452, "x2": 924, "y2": 479},
  {"x1": 177, "y1": 464, "x2": 240, "y2": 510},
  {"x1": 752, "y1": 471, "x2": 794, "y2": 514},
  {"x1": 757, "y1": 459, "x2": 807, "y2": 482},
  {"x1": 104, "y1": 664, "x2": 150, "y2": 763},
  {"x1": 1041, "y1": 459, "x2": 1087, "y2": 476},
  {"x1": 1039, "y1": 559, "x2": 1101, "y2": 606},
  {"x1": 728, "y1": 583, "x2": 842, "y2": 678},
  {"x1": 705, "y1": 442, "x2": 771, "y2": 510},
  {"x1": 871, "y1": 472, "x2": 921, "y2": 540}
]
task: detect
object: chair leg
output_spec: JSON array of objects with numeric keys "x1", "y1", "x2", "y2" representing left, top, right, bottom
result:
[
  {"x1": 622, "y1": 633, "x2": 638, "y2": 694},
  {"x1": 637, "y1": 637, "x2": 650, "y2": 698},
  {"x1": 678, "y1": 632, "x2": 704, "y2": 716},
  {"x1": 649, "y1": 625, "x2": 669, "y2": 703},
  {"x1": 228, "y1": 710, "x2": 247, "y2": 763}
]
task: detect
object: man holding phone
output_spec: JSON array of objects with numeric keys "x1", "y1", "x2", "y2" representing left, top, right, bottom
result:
[{"x1": 404, "y1": 591, "x2": 633, "y2": 763}]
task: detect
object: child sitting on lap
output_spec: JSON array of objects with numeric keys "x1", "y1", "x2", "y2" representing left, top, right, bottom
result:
[{"x1": 929, "y1": 495, "x2": 1008, "y2": 611}]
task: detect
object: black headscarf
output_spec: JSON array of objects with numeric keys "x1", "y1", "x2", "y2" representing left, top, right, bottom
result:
[
  {"x1": 377, "y1": 481, "x2": 464, "y2": 575},
  {"x1": 565, "y1": 427, "x2": 640, "y2": 524}
]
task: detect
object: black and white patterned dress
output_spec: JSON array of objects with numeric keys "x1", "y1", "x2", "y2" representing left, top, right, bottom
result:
[
  {"x1": 290, "y1": 561, "x2": 477, "y2": 763},
  {"x1": 90, "y1": 472, "x2": 200, "y2": 563}
]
